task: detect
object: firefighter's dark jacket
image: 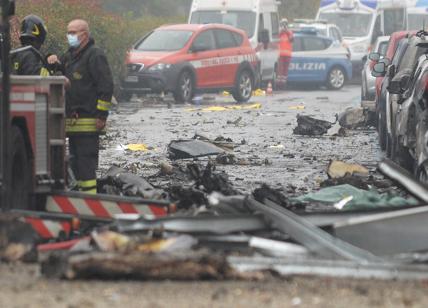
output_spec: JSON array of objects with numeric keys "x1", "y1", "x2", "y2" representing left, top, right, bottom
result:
[
  {"x1": 10, "y1": 45, "x2": 50, "y2": 76},
  {"x1": 59, "y1": 38, "x2": 114, "y2": 121}
]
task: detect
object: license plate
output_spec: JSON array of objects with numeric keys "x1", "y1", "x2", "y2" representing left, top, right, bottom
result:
[{"x1": 125, "y1": 76, "x2": 138, "y2": 83}]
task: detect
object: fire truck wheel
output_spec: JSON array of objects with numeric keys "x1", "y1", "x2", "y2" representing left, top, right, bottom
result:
[
  {"x1": 233, "y1": 70, "x2": 253, "y2": 103},
  {"x1": 10, "y1": 126, "x2": 30, "y2": 209},
  {"x1": 326, "y1": 66, "x2": 345, "y2": 90},
  {"x1": 174, "y1": 70, "x2": 194, "y2": 103}
]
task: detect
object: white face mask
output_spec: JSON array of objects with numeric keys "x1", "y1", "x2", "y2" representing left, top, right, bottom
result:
[{"x1": 67, "y1": 34, "x2": 80, "y2": 48}]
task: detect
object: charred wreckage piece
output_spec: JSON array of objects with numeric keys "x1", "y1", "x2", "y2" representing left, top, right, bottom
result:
[{"x1": 4, "y1": 159, "x2": 428, "y2": 281}]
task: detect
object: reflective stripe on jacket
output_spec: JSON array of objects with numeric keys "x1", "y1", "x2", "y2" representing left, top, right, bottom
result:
[{"x1": 65, "y1": 118, "x2": 106, "y2": 134}]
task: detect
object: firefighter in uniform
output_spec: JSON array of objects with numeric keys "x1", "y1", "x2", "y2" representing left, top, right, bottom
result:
[
  {"x1": 278, "y1": 18, "x2": 293, "y2": 87},
  {"x1": 11, "y1": 15, "x2": 50, "y2": 76},
  {"x1": 48, "y1": 19, "x2": 114, "y2": 194}
]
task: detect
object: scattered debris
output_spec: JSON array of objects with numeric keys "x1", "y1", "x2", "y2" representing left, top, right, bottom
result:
[
  {"x1": 98, "y1": 166, "x2": 166, "y2": 199},
  {"x1": 327, "y1": 122, "x2": 347, "y2": 137},
  {"x1": 338, "y1": 107, "x2": 372, "y2": 129},
  {"x1": 327, "y1": 161, "x2": 370, "y2": 179},
  {"x1": 168, "y1": 140, "x2": 224, "y2": 159},
  {"x1": 293, "y1": 184, "x2": 419, "y2": 210},
  {"x1": 288, "y1": 104, "x2": 305, "y2": 110},
  {"x1": 216, "y1": 153, "x2": 243, "y2": 165},
  {"x1": 186, "y1": 103, "x2": 261, "y2": 113},
  {"x1": 126, "y1": 144, "x2": 150, "y2": 152},
  {"x1": 194, "y1": 134, "x2": 236, "y2": 150},
  {"x1": 320, "y1": 174, "x2": 393, "y2": 190},
  {"x1": 42, "y1": 250, "x2": 236, "y2": 280},
  {"x1": 0, "y1": 215, "x2": 39, "y2": 262},
  {"x1": 159, "y1": 161, "x2": 174, "y2": 175},
  {"x1": 226, "y1": 116, "x2": 243, "y2": 126},
  {"x1": 293, "y1": 115, "x2": 334, "y2": 136},
  {"x1": 253, "y1": 89, "x2": 266, "y2": 96}
]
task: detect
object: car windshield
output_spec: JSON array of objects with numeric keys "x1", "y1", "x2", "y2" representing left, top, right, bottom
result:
[
  {"x1": 135, "y1": 30, "x2": 193, "y2": 52},
  {"x1": 190, "y1": 10, "x2": 256, "y2": 38},
  {"x1": 408, "y1": 14, "x2": 428, "y2": 31},
  {"x1": 299, "y1": 26, "x2": 327, "y2": 36},
  {"x1": 319, "y1": 12, "x2": 373, "y2": 37}
]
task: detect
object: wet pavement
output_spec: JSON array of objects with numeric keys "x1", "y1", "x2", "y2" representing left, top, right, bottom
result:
[{"x1": 101, "y1": 85, "x2": 381, "y2": 196}]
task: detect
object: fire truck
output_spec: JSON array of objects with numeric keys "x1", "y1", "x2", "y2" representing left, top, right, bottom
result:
[
  {"x1": 0, "y1": 1, "x2": 66, "y2": 210},
  {"x1": 0, "y1": 0, "x2": 172, "y2": 240}
]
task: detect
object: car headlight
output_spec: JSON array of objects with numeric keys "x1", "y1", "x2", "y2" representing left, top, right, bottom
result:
[
  {"x1": 148, "y1": 63, "x2": 172, "y2": 72},
  {"x1": 351, "y1": 43, "x2": 368, "y2": 53}
]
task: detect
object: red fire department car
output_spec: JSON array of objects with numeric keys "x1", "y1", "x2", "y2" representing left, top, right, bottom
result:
[{"x1": 119, "y1": 24, "x2": 258, "y2": 103}]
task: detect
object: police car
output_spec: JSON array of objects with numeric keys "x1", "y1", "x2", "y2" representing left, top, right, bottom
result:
[
  {"x1": 288, "y1": 29, "x2": 352, "y2": 89},
  {"x1": 290, "y1": 19, "x2": 345, "y2": 45},
  {"x1": 119, "y1": 24, "x2": 258, "y2": 103}
]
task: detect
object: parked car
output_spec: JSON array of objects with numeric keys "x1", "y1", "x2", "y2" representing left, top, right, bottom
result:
[
  {"x1": 371, "y1": 31, "x2": 415, "y2": 151},
  {"x1": 379, "y1": 32, "x2": 428, "y2": 175},
  {"x1": 290, "y1": 19, "x2": 345, "y2": 45},
  {"x1": 119, "y1": 24, "x2": 258, "y2": 103},
  {"x1": 287, "y1": 29, "x2": 352, "y2": 90},
  {"x1": 393, "y1": 54, "x2": 428, "y2": 177},
  {"x1": 188, "y1": 0, "x2": 280, "y2": 87},
  {"x1": 361, "y1": 36, "x2": 389, "y2": 101},
  {"x1": 391, "y1": 49, "x2": 428, "y2": 182}
]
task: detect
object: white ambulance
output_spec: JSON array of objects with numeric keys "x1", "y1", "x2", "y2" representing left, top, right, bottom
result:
[
  {"x1": 317, "y1": 0, "x2": 417, "y2": 75},
  {"x1": 188, "y1": 0, "x2": 280, "y2": 86}
]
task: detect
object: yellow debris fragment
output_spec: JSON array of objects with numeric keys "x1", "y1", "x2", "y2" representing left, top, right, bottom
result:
[
  {"x1": 186, "y1": 103, "x2": 262, "y2": 112},
  {"x1": 127, "y1": 144, "x2": 149, "y2": 152},
  {"x1": 288, "y1": 105, "x2": 305, "y2": 110}
]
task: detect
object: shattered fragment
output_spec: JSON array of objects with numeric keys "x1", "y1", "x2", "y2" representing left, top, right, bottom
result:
[
  {"x1": 293, "y1": 184, "x2": 419, "y2": 210},
  {"x1": 194, "y1": 133, "x2": 236, "y2": 150},
  {"x1": 189, "y1": 163, "x2": 238, "y2": 196},
  {"x1": 253, "y1": 184, "x2": 303, "y2": 211},
  {"x1": 327, "y1": 161, "x2": 369, "y2": 179},
  {"x1": 168, "y1": 140, "x2": 224, "y2": 159},
  {"x1": 293, "y1": 115, "x2": 333, "y2": 136},
  {"x1": 338, "y1": 107, "x2": 373, "y2": 129},
  {"x1": 215, "y1": 153, "x2": 249, "y2": 166},
  {"x1": 42, "y1": 251, "x2": 236, "y2": 280},
  {"x1": 0, "y1": 215, "x2": 40, "y2": 262},
  {"x1": 98, "y1": 166, "x2": 166, "y2": 199}
]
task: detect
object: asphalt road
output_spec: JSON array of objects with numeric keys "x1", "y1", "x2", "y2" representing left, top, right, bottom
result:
[
  {"x1": 101, "y1": 84, "x2": 381, "y2": 195},
  {"x1": 4, "y1": 85, "x2": 426, "y2": 308}
]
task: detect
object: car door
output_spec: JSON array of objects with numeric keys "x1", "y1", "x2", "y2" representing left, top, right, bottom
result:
[
  {"x1": 188, "y1": 29, "x2": 218, "y2": 88},
  {"x1": 213, "y1": 29, "x2": 240, "y2": 87},
  {"x1": 290, "y1": 36, "x2": 330, "y2": 82}
]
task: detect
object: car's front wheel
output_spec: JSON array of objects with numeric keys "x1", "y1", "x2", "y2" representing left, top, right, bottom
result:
[
  {"x1": 232, "y1": 70, "x2": 253, "y2": 103},
  {"x1": 173, "y1": 70, "x2": 194, "y2": 103},
  {"x1": 326, "y1": 66, "x2": 346, "y2": 90}
]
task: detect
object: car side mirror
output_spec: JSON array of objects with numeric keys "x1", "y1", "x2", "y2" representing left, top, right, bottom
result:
[
  {"x1": 372, "y1": 62, "x2": 386, "y2": 77},
  {"x1": 368, "y1": 52, "x2": 380, "y2": 62},
  {"x1": 259, "y1": 29, "x2": 270, "y2": 49}
]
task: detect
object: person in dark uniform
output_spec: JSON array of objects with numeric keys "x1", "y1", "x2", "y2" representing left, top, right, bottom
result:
[
  {"x1": 48, "y1": 19, "x2": 114, "y2": 194},
  {"x1": 11, "y1": 14, "x2": 50, "y2": 76}
]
